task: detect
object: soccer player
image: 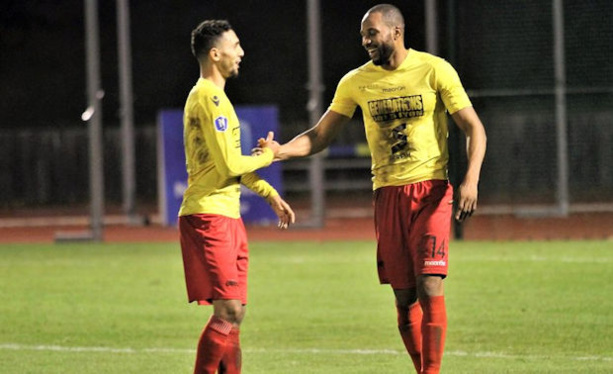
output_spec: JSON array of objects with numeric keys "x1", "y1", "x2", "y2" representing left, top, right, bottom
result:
[
  {"x1": 179, "y1": 20, "x2": 295, "y2": 374},
  {"x1": 270, "y1": 4, "x2": 486, "y2": 374}
]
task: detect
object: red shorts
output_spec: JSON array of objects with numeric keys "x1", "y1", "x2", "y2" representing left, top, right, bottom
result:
[
  {"x1": 179, "y1": 214, "x2": 249, "y2": 305},
  {"x1": 374, "y1": 180, "x2": 453, "y2": 289}
]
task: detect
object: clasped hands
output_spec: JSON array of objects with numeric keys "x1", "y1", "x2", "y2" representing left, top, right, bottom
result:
[{"x1": 253, "y1": 131, "x2": 281, "y2": 158}]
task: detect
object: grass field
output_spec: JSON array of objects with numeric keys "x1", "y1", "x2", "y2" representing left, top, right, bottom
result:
[{"x1": 1, "y1": 239, "x2": 612, "y2": 373}]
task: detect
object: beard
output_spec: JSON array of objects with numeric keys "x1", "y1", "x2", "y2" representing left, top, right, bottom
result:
[
  {"x1": 371, "y1": 43, "x2": 393, "y2": 66},
  {"x1": 222, "y1": 60, "x2": 240, "y2": 79}
]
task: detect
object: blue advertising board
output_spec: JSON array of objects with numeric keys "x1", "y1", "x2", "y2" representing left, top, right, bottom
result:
[{"x1": 157, "y1": 106, "x2": 282, "y2": 226}]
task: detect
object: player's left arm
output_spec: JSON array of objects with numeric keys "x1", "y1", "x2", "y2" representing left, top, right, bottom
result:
[
  {"x1": 451, "y1": 106, "x2": 487, "y2": 222},
  {"x1": 240, "y1": 172, "x2": 295, "y2": 229}
]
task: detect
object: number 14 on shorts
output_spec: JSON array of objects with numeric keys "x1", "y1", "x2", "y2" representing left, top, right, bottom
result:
[{"x1": 419, "y1": 234, "x2": 446, "y2": 260}]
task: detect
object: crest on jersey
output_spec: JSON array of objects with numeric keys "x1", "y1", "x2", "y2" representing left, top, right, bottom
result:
[{"x1": 214, "y1": 116, "x2": 228, "y2": 132}]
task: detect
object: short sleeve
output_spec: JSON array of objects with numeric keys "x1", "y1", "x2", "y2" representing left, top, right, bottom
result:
[
  {"x1": 436, "y1": 60, "x2": 472, "y2": 114},
  {"x1": 328, "y1": 74, "x2": 358, "y2": 118}
]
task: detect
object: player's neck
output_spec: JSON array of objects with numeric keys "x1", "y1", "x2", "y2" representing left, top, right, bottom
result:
[
  {"x1": 200, "y1": 64, "x2": 226, "y2": 89},
  {"x1": 381, "y1": 47, "x2": 408, "y2": 71}
]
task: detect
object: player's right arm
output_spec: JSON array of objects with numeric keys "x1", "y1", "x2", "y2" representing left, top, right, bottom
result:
[
  {"x1": 275, "y1": 110, "x2": 351, "y2": 161},
  {"x1": 266, "y1": 71, "x2": 355, "y2": 161},
  {"x1": 197, "y1": 97, "x2": 277, "y2": 177}
]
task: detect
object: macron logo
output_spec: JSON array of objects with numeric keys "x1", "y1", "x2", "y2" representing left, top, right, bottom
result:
[{"x1": 424, "y1": 260, "x2": 446, "y2": 266}]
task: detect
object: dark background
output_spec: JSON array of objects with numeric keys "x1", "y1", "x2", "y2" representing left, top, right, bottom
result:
[
  {"x1": 1, "y1": 1, "x2": 612, "y2": 209},
  {"x1": 0, "y1": 0, "x2": 429, "y2": 133}
]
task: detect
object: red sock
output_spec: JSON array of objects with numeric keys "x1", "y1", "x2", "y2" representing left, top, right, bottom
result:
[
  {"x1": 218, "y1": 328, "x2": 242, "y2": 374},
  {"x1": 397, "y1": 302, "x2": 423, "y2": 373},
  {"x1": 194, "y1": 316, "x2": 233, "y2": 374},
  {"x1": 420, "y1": 296, "x2": 447, "y2": 374}
]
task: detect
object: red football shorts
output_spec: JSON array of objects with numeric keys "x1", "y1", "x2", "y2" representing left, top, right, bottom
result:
[
  {"x1": 374, "y1": 179, "x2": 453, "y2": 289},
  {"x1": 179, "y1": 214, "x2": 249, "y2": 305}
]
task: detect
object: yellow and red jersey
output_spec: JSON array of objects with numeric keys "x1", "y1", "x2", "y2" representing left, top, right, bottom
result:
[
  {"x1": 179, "y1": 78, "x2": 277, "y2": 218},
  {"x1": 329, "y1": 49, "x2": 472, "y2": 189}
]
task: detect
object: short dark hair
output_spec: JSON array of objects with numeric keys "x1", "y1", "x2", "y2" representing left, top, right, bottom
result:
[
  {"x1": 191, "y1": 20, "x2": 233, "y2": 60},
  {"x1": 366, "y1": 4, "x2": 405, "y2": 28}
]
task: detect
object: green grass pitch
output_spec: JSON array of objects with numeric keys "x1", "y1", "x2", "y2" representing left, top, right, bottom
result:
[{"x1": 1, "y1": 239, "x2": 612, "y2": 373}]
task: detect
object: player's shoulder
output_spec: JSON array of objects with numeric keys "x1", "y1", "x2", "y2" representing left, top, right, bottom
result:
[
  {"x1": 190, "y1": 78, "x2": 227, "y2": 106},
  {"x1": 409, "y1": 49, "x2": 449, "y2": 67},
  {"x1": 193, "y1": 78, "x2": 222, "y2": 96},
  {"x1": 339, "y1": 60, "x2": 375, "y2": 83},
  {"x1": 408, "y1": 49, "x2": 455, "y2": 72}
]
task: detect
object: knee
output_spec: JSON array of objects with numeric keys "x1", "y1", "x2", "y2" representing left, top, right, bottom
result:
[
  {"x1": 417, "y1": 275, "x2": 444, "y2": 299},
  {"x1": 214, "y1": 303, "x2": 245, "y2": 325},
  {"x1": 394, "y1": 288, "x2": 418, "y2": 309}
]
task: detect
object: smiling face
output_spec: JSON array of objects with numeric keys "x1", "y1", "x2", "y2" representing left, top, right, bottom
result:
[
  {"x1": 360, "y1": 11, "x2": 396, "y2": 66},
  {"x1": 212, "y1": 29, "x2": 244, "y2": 79}
]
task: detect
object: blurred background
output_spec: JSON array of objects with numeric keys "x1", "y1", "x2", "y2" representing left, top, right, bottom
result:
[{"x1": 0, "y1": 0, "x2": 612, "y2": 237}]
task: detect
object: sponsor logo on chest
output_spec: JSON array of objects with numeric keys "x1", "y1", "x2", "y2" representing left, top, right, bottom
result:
[{"x1": 367, "y1": 95, "x2": 424, "y2": 122}]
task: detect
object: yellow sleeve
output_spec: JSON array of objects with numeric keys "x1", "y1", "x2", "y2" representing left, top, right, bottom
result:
[
  {"x1": 240, "y1": 172, "x2": 279, "y2": 198},
  {"x1": 200, "y1": 98, "x2": 274, "y2": 177},
  {"x1": 328, "y1": 74, "x2": 358, "y2": 118},
  {"x1": 436, "y1": 60, "x2": 472, "y2": 114}
]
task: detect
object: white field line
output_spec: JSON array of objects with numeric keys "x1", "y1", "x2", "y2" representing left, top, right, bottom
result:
[
  {"x1": 453, "y1": 256, "x2": 612, "y2": 264},
  {"x1": 1, "y1": 343, "x2": 612, "y2": 362}
]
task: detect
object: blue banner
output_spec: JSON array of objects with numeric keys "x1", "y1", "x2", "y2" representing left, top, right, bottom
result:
[{"x1": 157, "y1": 106, "x2": 282, "y2": 226}]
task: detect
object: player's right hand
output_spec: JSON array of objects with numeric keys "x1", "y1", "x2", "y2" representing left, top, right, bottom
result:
[{"x1": 257, "y1": 131, "x2": 280, "y2": 158}]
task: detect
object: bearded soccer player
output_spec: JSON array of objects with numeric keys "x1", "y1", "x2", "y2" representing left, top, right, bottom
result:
[
  {"x1": 271, "y1": 4, "x2": 486, "y2": 373},
  {"x1": 179, "y1": 20, "x2": 295, "y2": 374}
]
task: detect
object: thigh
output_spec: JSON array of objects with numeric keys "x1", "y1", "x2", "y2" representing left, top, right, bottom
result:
[
  {"x1": 410, "y1": 181, "x2": 453, "y2": 278},
  {"x1": 235, "y1": 219, "x2": 249, "y2": 305},
  {"x1": 179, "y1": 214, "x2": 248, "y2": 305},
  {"x1": 375, "y1": 186, "x2": 415, "y2": 289}
]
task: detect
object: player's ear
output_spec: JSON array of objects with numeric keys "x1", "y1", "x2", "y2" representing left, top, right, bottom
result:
[
  {"x1": 393, "y1": 26, "x2": 402, "y2": 40},
  {"x1": 209, "y1": 47, "x2": 220, "y2": 62}
]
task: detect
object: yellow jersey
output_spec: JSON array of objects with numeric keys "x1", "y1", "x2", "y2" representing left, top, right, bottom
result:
[
  {"x1": 329, "y1": 49, "x2": 472, "y2": 189},
  {"x1": 179, "y1": 78, "x2": 277, "y2": 218}
]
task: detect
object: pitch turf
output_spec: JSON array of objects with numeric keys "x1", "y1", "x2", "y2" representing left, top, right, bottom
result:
[{"x1": 1, "y1": 240, "x2": 612, "y2": 373}]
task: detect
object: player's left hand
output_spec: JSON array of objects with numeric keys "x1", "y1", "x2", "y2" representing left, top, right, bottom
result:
[
  {"x1": 455, "y1": 181, "x2": 478, "y2": 222},
  {"x1": 267, "y1": 194, "x2": 296, "y2": 229}
]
